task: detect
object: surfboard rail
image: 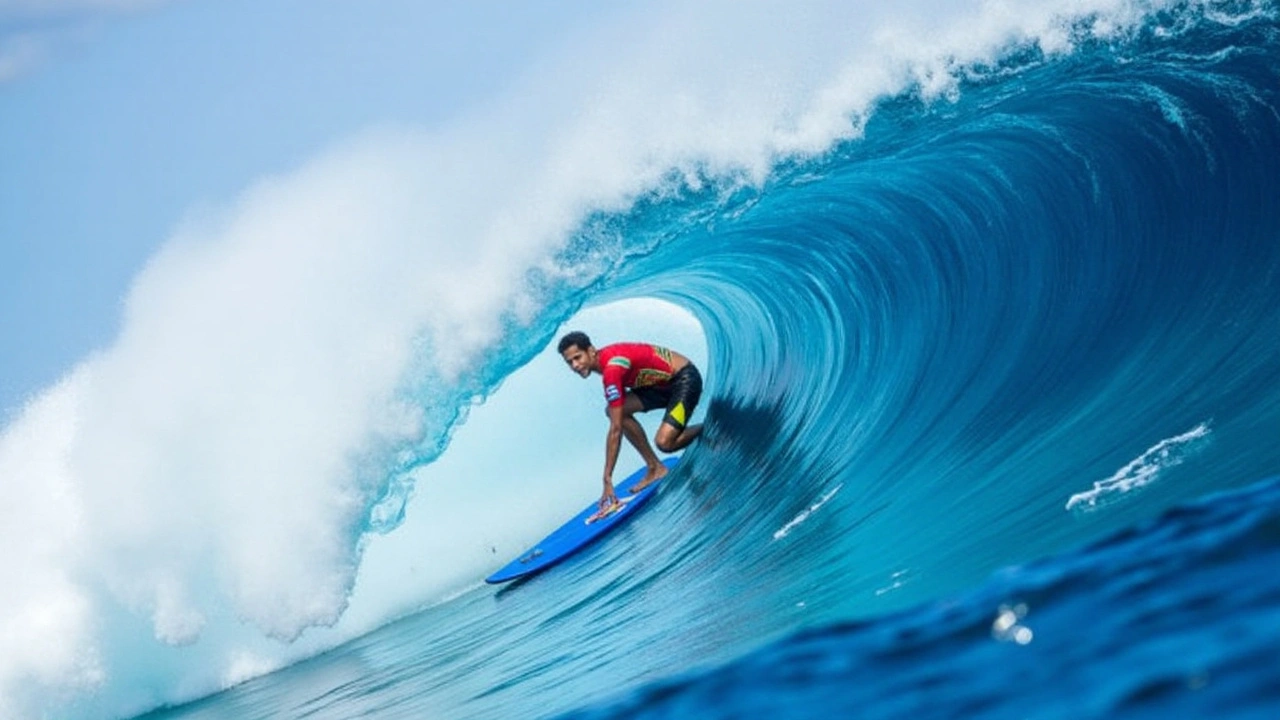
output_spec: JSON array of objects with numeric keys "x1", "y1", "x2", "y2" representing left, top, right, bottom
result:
[{"x1": 485, "y1": 457, "x2": 678, "y2": 584}]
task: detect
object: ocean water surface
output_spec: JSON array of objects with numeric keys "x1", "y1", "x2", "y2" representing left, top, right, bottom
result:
[{"x1": 2, "y1": 1, "x2": 1278, "y2": 718}]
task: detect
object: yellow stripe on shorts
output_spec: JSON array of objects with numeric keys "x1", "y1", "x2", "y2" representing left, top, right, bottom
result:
[{"x1": 669, "y1": 402, "x2": 686, "y2": 426}]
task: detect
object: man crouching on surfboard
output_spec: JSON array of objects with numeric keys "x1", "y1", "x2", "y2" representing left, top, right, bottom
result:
[{"x1": 558, "y1": 331, "x2": 703, "y2": 513}]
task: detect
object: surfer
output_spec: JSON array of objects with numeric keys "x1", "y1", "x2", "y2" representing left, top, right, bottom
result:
[{"x1": 558, "y1": 331, "x2": 703, "y2": 511}]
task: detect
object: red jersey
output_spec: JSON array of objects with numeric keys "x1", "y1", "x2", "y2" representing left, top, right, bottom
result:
[{"x1": 598, "y1": 343, "x2": 678, "y2": 407}]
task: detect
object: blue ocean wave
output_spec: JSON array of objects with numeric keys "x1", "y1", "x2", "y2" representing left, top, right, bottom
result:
[
  {"x1": 558, "y1": 474, "x2": 1280, "y2": 720},
  {"x1": 556, "y1": 0, "x2": 1280, "y2": 611},
  {"x1": 542, "y1": 7, "x2": 1280, "y2": 717},
  {"x1": 117, "y1": 3, "x2": 1280, "y2": 718}
]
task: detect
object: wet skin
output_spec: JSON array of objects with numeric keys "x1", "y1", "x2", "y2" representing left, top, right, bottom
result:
[{"x1": 561, "y1": 343, "x2": 702, "y2": 509}]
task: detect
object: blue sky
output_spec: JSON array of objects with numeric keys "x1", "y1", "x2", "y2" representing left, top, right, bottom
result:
[{"x1": 0, "y1": 0, "x2": 627, "y2": 415}]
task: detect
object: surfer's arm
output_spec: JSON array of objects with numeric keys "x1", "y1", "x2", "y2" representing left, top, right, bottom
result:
[{"x1": 600, "y1": 405, "x2": 624, "y2": 508}]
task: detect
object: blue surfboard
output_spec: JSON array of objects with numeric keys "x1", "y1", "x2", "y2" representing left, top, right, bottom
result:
[{"x1": 485, "y1": 456, "x2": 678, "y2": 584}]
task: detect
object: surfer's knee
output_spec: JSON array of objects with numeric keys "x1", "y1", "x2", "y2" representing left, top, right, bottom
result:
[{"x1": 655, "y1": 429, "x2": 679, "y2": 453}]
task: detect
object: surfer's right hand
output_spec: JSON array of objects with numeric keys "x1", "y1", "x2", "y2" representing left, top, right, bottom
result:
[{"x1": 598, "y1": 485, "x2": 618, "y2": 512}]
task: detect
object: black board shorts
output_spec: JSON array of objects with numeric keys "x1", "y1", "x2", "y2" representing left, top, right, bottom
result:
[{"x1": 632, "y1": 364, "x2": 703, "y2": 430}]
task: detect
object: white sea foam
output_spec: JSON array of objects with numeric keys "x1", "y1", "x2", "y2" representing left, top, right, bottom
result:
[
  {"x1": 1065, "y1": 422, "x2": 1213, "y2": 512},
  {"x1": 774, "y1": 484, "x2": 844, "y2": 540},
  {"x1": 0, "y1": 1, "x2": 1201, "y2": 717}
]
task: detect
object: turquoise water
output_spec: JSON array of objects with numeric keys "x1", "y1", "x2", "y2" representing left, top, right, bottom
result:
[
  {"x1": 134, "y1": 5, "x2": 1280, "y2": 718},
  {"x1": 4, "y1": 3, "x2": 1278, "y2": 719}
]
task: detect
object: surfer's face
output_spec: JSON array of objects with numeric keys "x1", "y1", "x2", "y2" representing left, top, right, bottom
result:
[{"x1": 561, "y1": 345, "x2": 595, "y2": 378}]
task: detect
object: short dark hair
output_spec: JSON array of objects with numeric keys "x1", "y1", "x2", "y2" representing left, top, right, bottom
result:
[{"x1": 557, "y1": 331, "x2": 592, "y2": 354}]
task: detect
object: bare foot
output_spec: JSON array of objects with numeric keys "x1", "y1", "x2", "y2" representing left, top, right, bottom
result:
[{"x1": 630, "y1": 463, "x2": 668, "y2": 494}]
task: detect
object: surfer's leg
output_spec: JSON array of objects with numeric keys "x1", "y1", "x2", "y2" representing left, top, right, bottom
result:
[
  {"x1": 655, "y1": 363, "x2": 706, "y2": 453},
  {"x1": 655, "y1": 423, "x2": 702, "y2": 453},
  {"x1": 619, "y1": 393, "x2": 665, "y2": 471},
  {"x1": 619, "y1": 392, "x2": 670, "y2": 492},
  {"x1": 653, "y1": 364, "x2": 704, "y2": 454},
  {"x1": 629, "y1": 436, "x2": 671, "y2": 493}
]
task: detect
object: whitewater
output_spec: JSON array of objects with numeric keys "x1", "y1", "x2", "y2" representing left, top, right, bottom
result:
[{"x1": 2, "y1": 1, "x2": 1279, "y2": 718}]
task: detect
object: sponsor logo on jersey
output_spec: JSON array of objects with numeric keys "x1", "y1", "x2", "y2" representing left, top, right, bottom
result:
[
  {"x1": 605, "y1": 384, "x2": 622, "y2": 403},
  {"x1": 634, "y1": 368, "x2": 672, "y2": 387}
]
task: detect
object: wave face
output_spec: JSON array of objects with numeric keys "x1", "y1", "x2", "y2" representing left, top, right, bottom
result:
[
  {"x1": 132, "y1": 5, "x2": 1280, "y2": 719},
  {"x1": 559, "y1": 474, "x2": 1280, "y2": 720},
  {"x1": 5, "y1": 2, "x2": 1280, "y2": 719},
  {"x1": 591, "y1": 0, "x2": 1280, "y2": 619}
]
